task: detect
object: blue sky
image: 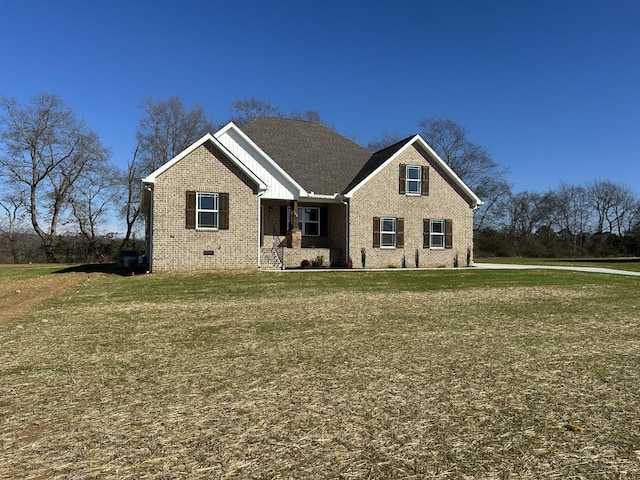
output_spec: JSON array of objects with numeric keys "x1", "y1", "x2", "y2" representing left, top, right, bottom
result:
[{"x1": 1, "y1": 0, "x2": 638, "y2": 194}]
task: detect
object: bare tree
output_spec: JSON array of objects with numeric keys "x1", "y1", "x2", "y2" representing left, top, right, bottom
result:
[
  {"x1": 419, "y1": 117, "x2": 511, "y2": 230},
  {"x1": 230, "y1": 98, "x2": 333, "y2": 128},
  {"x1": 137, "y1": 97, "x2": 215, "y2": 174},
  {"x1": 0, "y1": 93, "x2": 110, "y2": 260},
  {"x1": 588, "y1": 180, "x2": 639, "y2": 236},
  {"x1": 588, "y1": 180, "x2": 618, "y2": 234},
  {"x1": 118, "y1": 144, "x2": 141, "y2": 249},
  {"x1": 609, "y1": 185, "x2": 639, "y2": 236},
  {"x1": 0, "y1": 186, "x2": 26, "y2": 262},
  {"x1": 230, "y1": 97, "x2": 282, "y2": 126},
  {"x1": 288, "y1": 108, "x2": 333, "y2": 128},
  {"x1": 623, "y1": 199, "x2": 640, "y2": 237},
  {"x1": 70, "y1": 162, "x2": 120, "y2": 260},
  {"x1": 505, "y1": 191, "x2": 555, "y2": 241},
  {"x1": 366, "y1": 131, "x2": 409, "y2": 152},
  {"x1": 551, "y1": 183, "x2": 592, "y2": 254}
]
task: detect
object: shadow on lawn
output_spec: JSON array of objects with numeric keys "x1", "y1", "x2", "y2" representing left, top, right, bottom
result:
[{"x1": 53, "y1": 263, "x2": 148, "y2": 277}]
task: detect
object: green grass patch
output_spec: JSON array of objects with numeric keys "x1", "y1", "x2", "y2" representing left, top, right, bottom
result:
[{"x1": 0, "y1": 264, "x2": 65, "y2": 280}]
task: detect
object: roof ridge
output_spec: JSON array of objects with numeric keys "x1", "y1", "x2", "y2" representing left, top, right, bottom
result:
[
  {"x1": 240, "y1": 116, "x2": 372, "y2": 194},
  {"x1": 248, "y1": 116, "x2": 371, "y2": 152},
  {"x1": 370, "y1": 134, "x2": 417, "y2": 154}
]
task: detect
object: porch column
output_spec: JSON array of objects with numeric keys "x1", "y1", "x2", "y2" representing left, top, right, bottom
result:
[{"x1": 287, "y1": 200, "x2": 302, "y2": 249}]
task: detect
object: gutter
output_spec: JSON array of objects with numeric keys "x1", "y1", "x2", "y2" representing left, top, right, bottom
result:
[{"x1": 305, "y1": 192, "x2": 342, "y2": 202}]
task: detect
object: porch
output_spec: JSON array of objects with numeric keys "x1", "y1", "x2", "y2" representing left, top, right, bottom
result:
[{"x1": 260, "y1": 199, "x2": 347, "y2": 269}]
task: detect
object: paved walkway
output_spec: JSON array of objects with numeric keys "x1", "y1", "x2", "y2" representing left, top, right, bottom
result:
[{"x1": 474, "y1": 262, "x2": 640, "y2": 277}]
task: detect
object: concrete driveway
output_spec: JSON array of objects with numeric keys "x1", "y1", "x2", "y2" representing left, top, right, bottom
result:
[{"x1": 474, "y1": 262, "x2": 640, "y2": 277}]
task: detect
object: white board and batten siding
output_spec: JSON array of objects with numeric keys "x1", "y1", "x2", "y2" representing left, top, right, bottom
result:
[{"x1": 216, "y1": 128, "x2": 302, "y2": 201}]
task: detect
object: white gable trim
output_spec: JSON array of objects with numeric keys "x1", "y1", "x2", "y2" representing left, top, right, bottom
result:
[
  {"x1": 215, "y1": 122, "x2": 308, "y2": 198},
  {"x1": 141, "y1": 133, "x2": 267, "y2": 191},
  {"x1": 344, "y1": 134, "x2": 482, "y2": 208}
]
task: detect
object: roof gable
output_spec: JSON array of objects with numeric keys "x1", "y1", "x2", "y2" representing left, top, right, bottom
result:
[
  {"x1": 215, "y1": 122, "x2": 307, "y2": 199},
  {"x1": 240, "y1": 117, "x2": 372, "y2": 195},
  {"x1": 342, "y1": 135, "x2": 415, "y2": 194},
  {"x1": 141, "y1": 133, "x2": 267, "y2": 191},
  {"x1": 344, "y1": 135, "x2": 482, "y2": 208}
]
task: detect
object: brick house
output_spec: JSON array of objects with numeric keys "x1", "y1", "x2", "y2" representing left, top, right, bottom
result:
[{"x1": 141, "y1": 117, "x2": 482, "y2": 271}]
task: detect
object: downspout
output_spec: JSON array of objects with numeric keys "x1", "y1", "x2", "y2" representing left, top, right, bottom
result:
[
  {"x1": 257, "y1": 192, "x2": 264, "y2": 269},
  {"x1": 145, "y1": 183, "x2": 154, "y2": 273},
  {"x1": 342, "y1": 197, "x2": 350, "y2": 265}
]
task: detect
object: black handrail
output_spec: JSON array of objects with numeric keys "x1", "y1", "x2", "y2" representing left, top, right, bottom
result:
[{"x1": 271, "y1": 227, "x2": 284, "y2": 269}]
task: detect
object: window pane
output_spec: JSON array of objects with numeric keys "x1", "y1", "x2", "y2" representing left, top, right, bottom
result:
[
  {"x1": 431, "y1": 235, "x2": 444, "y2": 248},
  {"x1": 407, "y1": 166, "x2": 421, "y2": 179},
  {"x1": 406, "y1": 166, "x2": 421, "y2": 194},
  {"x1": 431, "y1": 220, "x2": 444, "y2": 233},
  {"x1": 407, "y1": 180, "x2": 420, "y2": 194},
  {"x1": 298, "y1": 207, "x2": 320, "y2": 236},
  {"x1": 305, "y1": 208, "x2": 318, "y2": 221},
  {"x1": 305, "y1": 223, "x2": 319, "y2": 236},
  {"x1": 199, "y1": 194, "x2": 216, "y2": 210},
  {"x1": 382, "y1": 218, "x2": 395, "y2": 232},
  {"x1": 381, "y1": 233, "x2": 395, "y2": 247},
  {"x1": 198, "y1": 212, "x2": 217, "y2": 228}
]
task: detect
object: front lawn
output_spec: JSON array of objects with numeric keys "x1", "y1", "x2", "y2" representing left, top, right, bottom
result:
[{"x1": 1, "y1": 267, "x2": 639, "y2": 478}]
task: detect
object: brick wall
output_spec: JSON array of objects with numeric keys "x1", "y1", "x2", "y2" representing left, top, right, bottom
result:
[
  {"x1": 151, "y1": 142, "x2": 260, "y2": 271},
  {"x1": 282, "y1": 248, "x2": 341, "y2": 269},
  {"x1": 348, "y1": 144, "x2": 475, "y2": 269}
]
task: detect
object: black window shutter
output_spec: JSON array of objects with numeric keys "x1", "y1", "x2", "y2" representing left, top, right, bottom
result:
[
  {"x1": 373, "y1": 217, "x2": 380, "y2": 248},
  {"x1": 421, "y1": 166, "x2": 429, "y2": 196},
  {"x1": 399, "y1": 164, "x2": 406, "y2": 194},
  {"x1": 397, "y1": 217, "x2": 404, "y2": 248},
  {"x1": 445, "y1": 219, "x2": 453, "y2": 249},
  {"x1": 279, "y1": 206, "x2": 288, "y2": 235},
  {"x1": 219, "y1": 193, "x2": 229, "y2": 230},
  {"x1": 320, "y1": 207, "x2": 328, "y2": 236},
  {"x1": 186, "y1": 191, "x2": 196, "y2": 229},
  {"x1": 423, "y1": 218, "x2": 430, "y2": 248}
]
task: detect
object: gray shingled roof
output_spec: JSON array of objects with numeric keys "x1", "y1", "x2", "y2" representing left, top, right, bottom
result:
[
  {"x1": 240, "y1": 117, "x2": 374, "y2": 195},
  {"x1": 342, "y1": 135, "x2": 416, "y2": 194}
]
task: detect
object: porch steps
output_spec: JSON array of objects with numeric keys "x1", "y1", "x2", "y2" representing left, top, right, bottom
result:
[{"x1": 261, "y1": 247, "x2": 283, "y2": 270}]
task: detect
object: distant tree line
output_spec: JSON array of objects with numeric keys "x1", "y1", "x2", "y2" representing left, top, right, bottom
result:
[
  {"x1": 0, "y1": 231, "x2": 144, "y2": 264},
  {"x1": 0, "y1": 93, "x2": 637, "y2": 263},
  {"x1": 476, "y1": 181, "x2": 640, "y2": 258}
]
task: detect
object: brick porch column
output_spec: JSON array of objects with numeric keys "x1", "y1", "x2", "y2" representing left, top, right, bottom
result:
[{"x1": 288, "y1": 200, "x2": 302, "y2": 249}]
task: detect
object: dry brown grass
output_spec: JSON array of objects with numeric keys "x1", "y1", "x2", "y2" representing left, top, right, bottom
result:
[
  {"x1": 1, "y1": 270, "x2": 639, "y2": 479},
  {"x1": 0, "y1": 272, "x2": 87, "y2": 326}
]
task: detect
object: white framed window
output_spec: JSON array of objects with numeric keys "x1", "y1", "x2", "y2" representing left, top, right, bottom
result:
[
  {"x1": 298, "y1": 207, "x2": 320, "y2": 236},
  {"x1": 374, "y1": 216, "x2": 404, "y2": 248},
  {"x1": 430, "y1": 219, "x2": 445, "y2": 249},
  {"x1": 380, "y1": 217, "x2": 397, "y2": 248},
  {"x1": 406, "y1": 165, "x2": 422, "y2": 195},
  {"x1": 197, "y1": 192, "x2": 218, "y2": 229}
]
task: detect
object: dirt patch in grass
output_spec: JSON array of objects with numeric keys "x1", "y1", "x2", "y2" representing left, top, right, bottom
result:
[{"x1": 0, "y1": 273, "x2": 87, "y2": 325}]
